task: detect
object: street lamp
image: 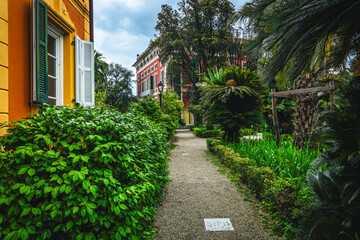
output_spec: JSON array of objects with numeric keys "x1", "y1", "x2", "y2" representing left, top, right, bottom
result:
[{"x1": 158, "y1": 81, "x2": 164, "y2": 108}]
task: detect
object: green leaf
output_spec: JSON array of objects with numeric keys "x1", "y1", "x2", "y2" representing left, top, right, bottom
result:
[
  {"x1": 20, "y1": 208, "x2": 31, "y2": 217},
  {"x1": 114, "y1": 206, "x2": 120, "y2": 215},
  {"x1": 20, "y1": 186, "x2": 30, "y2": 195},
  {"x1": 73, "y1": 206, "x2": 79, "y2": 214},
  {"x1": 26, "y1": 226, "x2": 36, "y2": 234},
  {"x1": 65, "y1": 186, "x2": 72, "y2": 194},
  {"x1": 119, "y1": 204, "x2": 127, "y2": 210},
  {"x1": 66, "y1": 221, "x2": 74, "y2": 230},
  {"x1": 125, "y1": 226, "x2": 131, "y2": 234},
  {"x1": 81, "y1": 208, "x2": 86, "y2": 217},
  {"x1": 50, "y1": 210, "x2": 57, "y2": 219},
  {"x1": 44, "y1": 186, "x2": 53, "y2": 194},
  {"x1": 120, "y1": 194, "x2": 127, "y2": 201},
  {"x1": 27, "y1": 168, "x2": 35, "y2": 177},
  {"x1": 11, "y1": 183, "x2": 23, "y2": 190},
  {"x1": 90, "y1": 186, "x2": 96, "y2": 196},
  {"x1": 51, "y1": 187, "x2": 59, "y2": 198},
  {"x1": 82, "y1": 180, "x2": 90, "y2": 191},
  {"x1": 87, "y1": 202, "x2": 97, "y2": 209},
  {"x1": 36, "y1": 180, "x2": 45, "y2": 188},
  {"x1": 18, "y1": 166, "x2": 30, "y2": 175},
  {"x1": 103, "y1": 179, "x2": 109, "y2": 186}
]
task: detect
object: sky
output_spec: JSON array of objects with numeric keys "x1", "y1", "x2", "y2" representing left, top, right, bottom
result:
[{"x1": 93, "y1": 0, "x2": 248, "y2": 91}]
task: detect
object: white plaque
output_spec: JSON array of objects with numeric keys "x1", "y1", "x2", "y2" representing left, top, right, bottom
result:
[
  {"x1": 182, "y1": 153, "x2": 190, "y2": 156},
  {"x1": 204, "y1": 218, "x2": 234, "y2": 231}
]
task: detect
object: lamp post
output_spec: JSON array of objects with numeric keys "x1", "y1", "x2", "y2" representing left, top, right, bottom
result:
[{"x1": 158, "y1": 81, "x2": 164, "y2": 108}]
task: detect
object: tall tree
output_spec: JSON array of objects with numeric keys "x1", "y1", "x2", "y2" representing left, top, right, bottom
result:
[
  {"x1": 94, "y1": 51, "x2": 136, "y2": 112},
  {"x1": 154, "y1": 0, "x2": 236, "y2": 106}
]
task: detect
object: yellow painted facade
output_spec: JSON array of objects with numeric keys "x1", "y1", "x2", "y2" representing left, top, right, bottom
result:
[{"x1": 0, "y1": 0, "x2": 8, "y2": 135}]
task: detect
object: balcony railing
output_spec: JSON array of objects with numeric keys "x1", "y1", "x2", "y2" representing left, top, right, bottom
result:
[{"x1": 140, "y1": 89, "x2": 154, "y2": 98}]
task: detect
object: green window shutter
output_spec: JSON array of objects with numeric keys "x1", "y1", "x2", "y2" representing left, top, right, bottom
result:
[{"x1": 36, "y1": 0, "x2": 48, "y2": 103}]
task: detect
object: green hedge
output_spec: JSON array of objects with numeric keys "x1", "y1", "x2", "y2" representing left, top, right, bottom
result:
[
  {"x1": 0, "y1": 105, "x2": 169, "y2": 240},
  {"x1": 206, "y1": 138, "x2": 314, "y2": 238},
  {"x1": 193, "y1": 128, "x2": 224, "y2": 138}
]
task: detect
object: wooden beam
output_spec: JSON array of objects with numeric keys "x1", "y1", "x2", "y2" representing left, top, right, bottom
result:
[
  {"x1": 269, "y1": 85, "x2": 335, "y2": 98},
  {"x1": 271, "y1": 89, "x2": 281, "y2": 148}
]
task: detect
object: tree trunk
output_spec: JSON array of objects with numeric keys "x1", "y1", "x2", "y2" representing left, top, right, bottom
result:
[{"x1": 293, "y1": 76, "x2": 319, "y2": 148}]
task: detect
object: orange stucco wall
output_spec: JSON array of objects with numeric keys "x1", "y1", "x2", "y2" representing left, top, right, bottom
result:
[
  {"x1": 63, "y1": 0, "x2": 84, "y2": 40},
  {"x1": 8, "y1": 0, "x2": 31, "y2": 121},
  {"x1": 6, "y1": 0, "x2": 90, "y2": 123}
]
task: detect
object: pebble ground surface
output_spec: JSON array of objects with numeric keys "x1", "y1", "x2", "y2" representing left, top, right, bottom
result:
[{"x1": 153, "y1": 129, "x2": 275, "y2": 240}]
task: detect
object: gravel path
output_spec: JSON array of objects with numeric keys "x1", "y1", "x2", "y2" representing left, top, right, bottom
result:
[{"x1": 154, "y1": 129, "x2": 275, "y2": 240}]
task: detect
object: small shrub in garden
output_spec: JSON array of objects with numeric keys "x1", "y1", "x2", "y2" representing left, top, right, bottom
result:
[
  {"x1": 193, "y1": 128, "x2": 224, "y2": 138},
  {"x1": 130, "y1": 96, "x2": 181, "y2": 141},
  {"x1": 0, "y1": 104, "x2": 169, "y2": 240}
]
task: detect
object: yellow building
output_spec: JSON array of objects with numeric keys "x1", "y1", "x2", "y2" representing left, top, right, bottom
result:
[{"x1": 0, "y1": 0, "x2": 94, "y2": 135}]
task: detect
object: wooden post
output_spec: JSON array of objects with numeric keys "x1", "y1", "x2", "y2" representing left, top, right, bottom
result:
[
  {"x1": 330, "y1": 80, "x2": 335, "y2": 110},
  {"x1": 271, "y1": 89, "x2": 281, "y2": 148}
]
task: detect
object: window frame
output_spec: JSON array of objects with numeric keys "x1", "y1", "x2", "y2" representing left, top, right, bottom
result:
[{"x1": 47, "y1": 23, "x2": 64, "y2": 106}]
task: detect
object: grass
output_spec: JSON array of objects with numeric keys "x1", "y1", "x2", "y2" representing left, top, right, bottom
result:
[{"x1": 224, "y1": 136, "x2": 321, "y2": 188}]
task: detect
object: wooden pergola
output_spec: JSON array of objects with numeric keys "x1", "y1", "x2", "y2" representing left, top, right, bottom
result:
[{"x1": 269, "y1": 81, "x2": 335, "y2": 147}]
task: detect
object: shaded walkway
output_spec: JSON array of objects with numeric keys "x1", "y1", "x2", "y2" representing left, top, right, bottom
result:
[{"x1": 154, "y1": 129, "x2": 274, "y2": 240}]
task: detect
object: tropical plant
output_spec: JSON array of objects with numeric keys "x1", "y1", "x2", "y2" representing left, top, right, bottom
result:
[
  {"x1": 235, "y1": 0, "x2": 360, "y2": 82},
  {"x1": 304, "y1": 77, "x2": 360, "y2": 239},
  {"x1": 0, "y1": 104, "x2": 169, "y2": 239},
  {"x1": 200, "y1": 66, "x2": 264, "y2": 140}
]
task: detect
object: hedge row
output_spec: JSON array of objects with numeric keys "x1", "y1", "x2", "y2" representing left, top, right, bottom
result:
[
  {"x1": 193, "y1": 128, "x2": 224, "y2": 138},
  {"x1": 207, "y1": 138, "x2": 314, "y2": 237},
  {"x1": 0, "y1": 105, "x2": 169, "y2": 240}
]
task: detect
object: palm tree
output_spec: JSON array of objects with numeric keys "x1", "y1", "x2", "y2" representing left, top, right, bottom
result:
[
  {"x1": 200, "y1": 67, "x2": 264, "y2": 140},
  {"x1": 235, "y1": 0, "x2": 360, "y2": 81},
  {"x1": 235, "y1": 0, "x2": 360, "y2": 147}
]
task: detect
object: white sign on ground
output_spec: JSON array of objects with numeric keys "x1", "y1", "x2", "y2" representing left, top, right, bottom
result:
[
  {"x1": 182, "y1": 153, "x2": 190, "y2": 156},
  {"x1": 204, "y1": 218, "x2": 234, "y2": 231}
]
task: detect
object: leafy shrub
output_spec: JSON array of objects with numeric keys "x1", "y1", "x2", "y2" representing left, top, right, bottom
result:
[
  {"x1": 130, "y1": 97, "x2": 178, "y2": 141},
  {"x1": 206, "y1": 138, "x2": 315, "y2": 238},
  {"x1": 0, "y1": 104, "x2": 169, "y2": 240},
  {"x1": 193, "y1": 128, "x2": 224, "y2": 138},
  {"x1": 161, "y1": 90, "x2": 183, "y2": 127}
]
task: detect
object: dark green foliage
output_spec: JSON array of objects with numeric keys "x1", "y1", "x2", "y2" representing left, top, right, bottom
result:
[
  {"x1": 303, "y1": 77, "x2": 360, "y2": 239},
  {"x1": 192, "y1": 128, "x2": 224, "y2": 138},
  {"x1": 236, "y1": 0, "x2": 360, "y2": 83},
  {"x1": 0, "y1": 104, "x2": 168, "y2": 240},
  {"x1": 95, "y1": 51, "x2": 136, "y2": 112}
]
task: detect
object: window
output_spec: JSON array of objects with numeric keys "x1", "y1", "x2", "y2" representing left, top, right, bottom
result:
[
  {"x1": 161, "y1": 70, "x2": 164, "y2": 83},
  {"x1": 75, "y1": 35, "x2": 95, "y2": 106},
  {"x1": 142, "y1": 82, "x2": 144, "y2": 92},
  {"x1": 150, "y1": 55, "x2": 153, "y2": 60},
  {"x1": 138, "y1": 84, "x2": 140, "y2": 96},
  {"x1": 32, "y1": 1, "x2": 64, "y2": 105},
  {"x1": 147, "y1": 69, "x2": 150, "y2": 74},
  {"x1": 47, "y1": 24, "x2": 63, "y2": 106},
  {"x1": 155, "y1": 74, "x2": 158, "y2": 88},
  {"x1": 151, "y1": 66, "x2": 153, "y2": 72},
  {"x1": 155, "y1": 63, "x2": 158, "y2": 70},
  {"x1": 140, "y1": 62, "x2": 143, "y2": 68}
]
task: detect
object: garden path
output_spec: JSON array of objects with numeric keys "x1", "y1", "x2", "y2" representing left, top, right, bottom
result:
[{"x1": 153, "y1": 129, "x2": 274, "y2": 240}]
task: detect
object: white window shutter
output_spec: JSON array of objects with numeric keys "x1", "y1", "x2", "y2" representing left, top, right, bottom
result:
[{"x1": 75, "y1": 35, "x2": 95, "y2": 106}]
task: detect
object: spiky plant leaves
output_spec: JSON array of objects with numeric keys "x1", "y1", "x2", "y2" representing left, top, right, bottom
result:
[{"x1": 307, "y1": 171, "x2": 340, "y2": 203}]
